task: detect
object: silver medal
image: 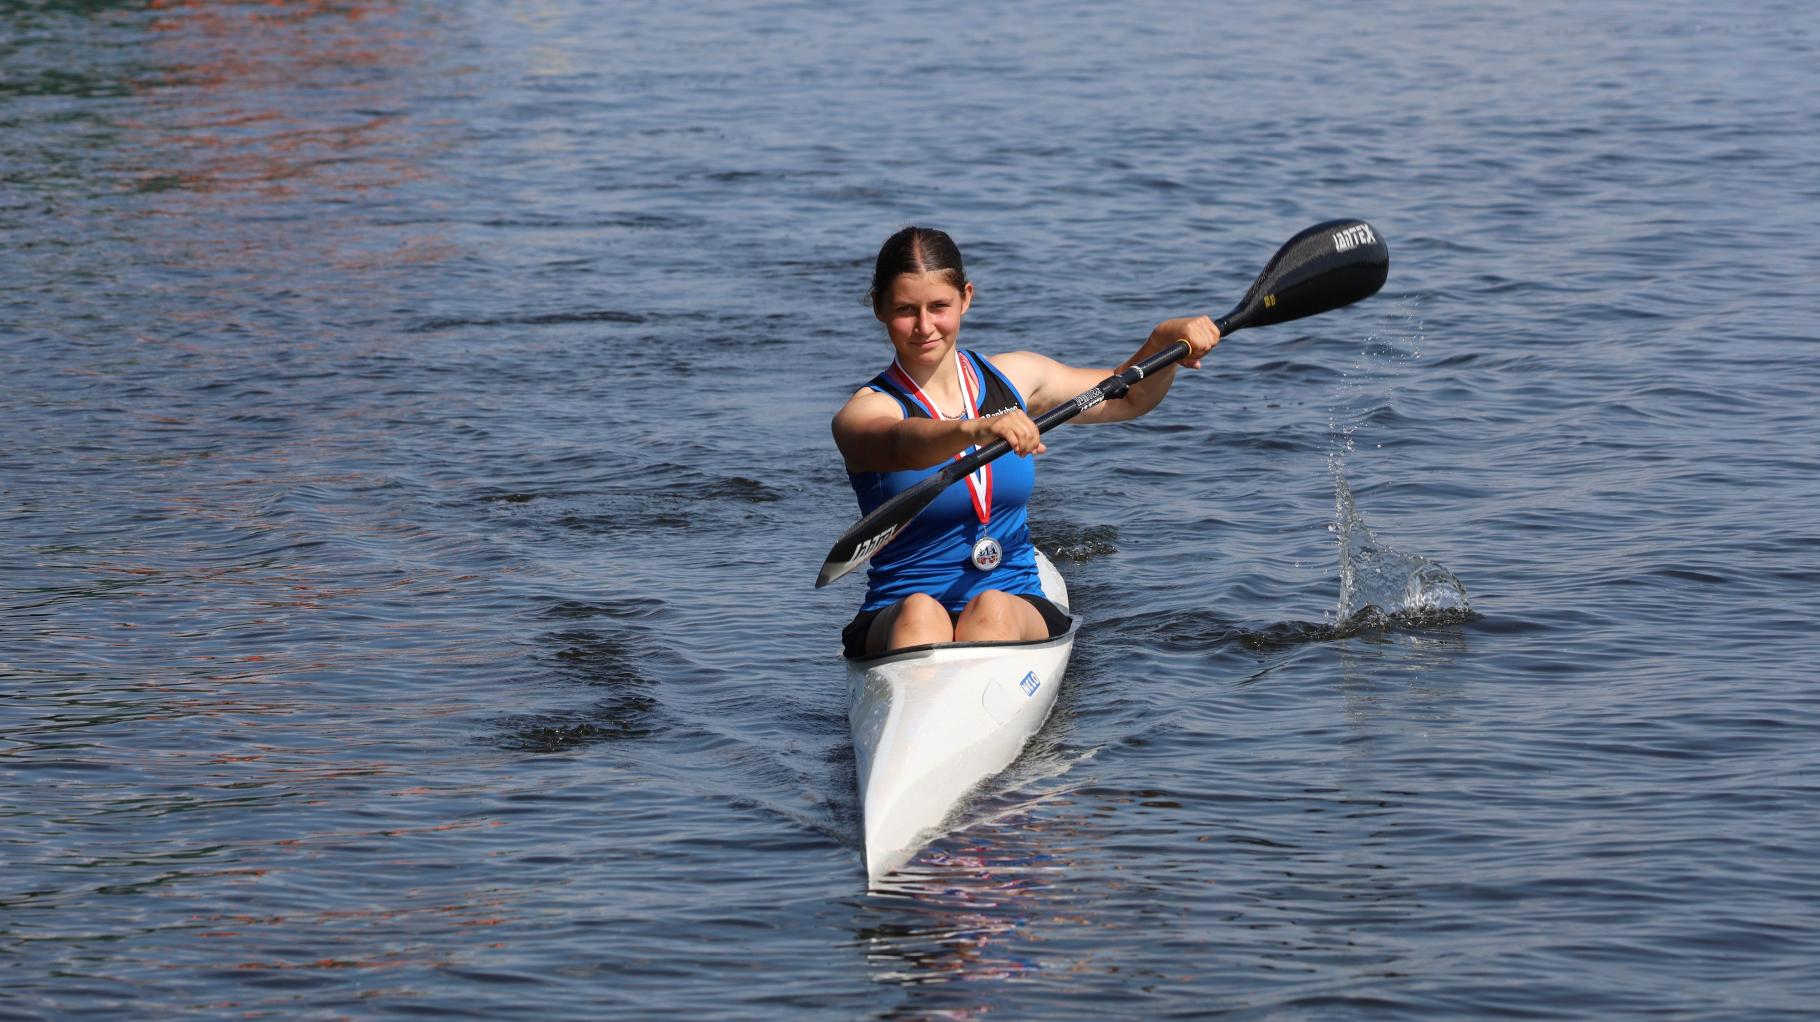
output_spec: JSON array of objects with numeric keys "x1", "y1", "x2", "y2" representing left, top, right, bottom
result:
[{"x1": 969, "y1": 536, "x2": 1003, "y2": 571}]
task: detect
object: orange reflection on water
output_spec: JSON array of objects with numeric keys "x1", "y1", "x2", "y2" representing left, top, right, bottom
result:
[
  {"x1": 120, "y1": 0, "x2": 461, "y2": 324},
  {"x1": 130, "y1": 1, "x2": 441, "y2": 192},
  {"x1": 181, "y1": 872, "x2": 519, "y2": 974}
]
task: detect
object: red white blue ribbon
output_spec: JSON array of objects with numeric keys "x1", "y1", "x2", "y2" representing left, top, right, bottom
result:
[{"x1": 886, "y1": 352, "x2": 993, "y2": 526}]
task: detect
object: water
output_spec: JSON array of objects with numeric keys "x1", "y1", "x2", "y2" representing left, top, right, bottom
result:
[{"x1": 4, "y1": 1, "x2": 1818, "y2": 1018}]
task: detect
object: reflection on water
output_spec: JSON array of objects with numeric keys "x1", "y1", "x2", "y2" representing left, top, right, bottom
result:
[
  {"x1": 853, "y1": 800, "x2": 1083, "y2": 1017},
  {"x1": 4, "y1": 2, "x2": 509, "y2": 1011},
  {"x1": 120, "y1": 1, "x2": 459, "y2": 332},
  {"x1": 133, "y1": 1, "x2": 440, "y2": 187},
  {"x1": 849, "y1": 778, "x2": 1449, "y2": 1019},
  {"x1": 863, "y1": 865, "x2": 1044, "y2": 984}
]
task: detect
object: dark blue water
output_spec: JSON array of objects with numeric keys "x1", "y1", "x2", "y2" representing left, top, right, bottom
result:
[{"x1": 5, "y1": 1, "x2": 1818, "y2": 1018}]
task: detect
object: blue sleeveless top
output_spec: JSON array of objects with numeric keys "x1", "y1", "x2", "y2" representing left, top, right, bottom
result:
[{"x1": 847, "y1": 350, "x2": 1043, "y2": 613}]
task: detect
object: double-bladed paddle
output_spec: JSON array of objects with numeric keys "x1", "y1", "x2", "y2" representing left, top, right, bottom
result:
[{"x1": 815, "y1": 218, "x2": 1390, "y2": 588}]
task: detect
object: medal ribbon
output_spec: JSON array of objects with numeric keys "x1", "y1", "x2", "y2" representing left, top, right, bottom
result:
[{"x1": 886, "y1": 352, "x2": 994, "y2": 526}]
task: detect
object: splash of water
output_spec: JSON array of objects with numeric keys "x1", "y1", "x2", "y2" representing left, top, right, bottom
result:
[
  {"x1": 1222, "y1": 311, "x2": 1471, "y2": 653},
  {"x1": 1330, "y1": 460, "x2": 1472, "y2": 631}
]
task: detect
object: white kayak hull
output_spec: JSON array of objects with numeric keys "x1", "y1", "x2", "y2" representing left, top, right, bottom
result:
[{"x1": 846, "y1": 552, "x2": 1077, "y2": 882}]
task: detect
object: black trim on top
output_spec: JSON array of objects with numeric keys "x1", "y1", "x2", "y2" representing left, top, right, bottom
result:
[{"x1": 844, "y1": 614, "x2": 1080, "y2": 666}]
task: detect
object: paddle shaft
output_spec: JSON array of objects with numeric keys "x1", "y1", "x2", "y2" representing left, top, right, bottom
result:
[{"x1": 940, "y1": 334, "x2": 1207, "y2": 486}]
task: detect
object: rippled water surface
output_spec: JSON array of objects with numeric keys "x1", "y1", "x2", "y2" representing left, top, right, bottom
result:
[{"x1": 5, "y1": 1, "x2": 1819, "y2": 1018}]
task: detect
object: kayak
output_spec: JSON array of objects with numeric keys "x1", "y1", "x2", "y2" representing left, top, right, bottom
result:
[
  {"x1": 821, "y1": 219, "x2": 1391, "y2": 881},
  {"x1": 846, "y1": 551, "x2": 1078, "y2": 882}
]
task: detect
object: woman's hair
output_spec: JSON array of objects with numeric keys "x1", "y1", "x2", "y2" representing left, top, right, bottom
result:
[{"x1": 867, "y1": 226, "x2": 968, "y2": 310}]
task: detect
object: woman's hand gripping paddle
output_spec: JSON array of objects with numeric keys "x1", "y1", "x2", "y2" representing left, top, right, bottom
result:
[{"x1": 815, "y1": 219, "x2": 1390, "y2": 588}]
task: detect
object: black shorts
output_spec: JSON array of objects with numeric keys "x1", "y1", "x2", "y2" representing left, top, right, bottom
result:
[{"x1": 841, "y1": 593, "x2": 1072, "y2": 660}]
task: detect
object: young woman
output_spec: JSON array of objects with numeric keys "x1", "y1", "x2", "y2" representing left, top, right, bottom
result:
[{"x1": 833, "y1": 226, "x2": 1219, "y2": 658}]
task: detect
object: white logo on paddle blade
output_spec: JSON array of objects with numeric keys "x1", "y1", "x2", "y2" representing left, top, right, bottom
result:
[
  {"x1": 851, "y1": 525, "x2": 899, "y2": 563},
  {"x1": 1331, "y1": 223, "x2": 1377, "y2": 253}
]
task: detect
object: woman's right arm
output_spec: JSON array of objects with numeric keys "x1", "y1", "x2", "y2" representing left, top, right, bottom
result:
[{"x1": 833, "y1": 389, "x2": 1044, "y2": 473}]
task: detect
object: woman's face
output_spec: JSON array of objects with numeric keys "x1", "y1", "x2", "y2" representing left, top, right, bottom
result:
[{"x1": 876, "y1": 272, "x2": 973, "y2": 365}]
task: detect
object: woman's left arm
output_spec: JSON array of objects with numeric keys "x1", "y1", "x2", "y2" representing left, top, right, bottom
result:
[{"x1": 996, "y1": 315, "x2": 1220, "y2": 425}]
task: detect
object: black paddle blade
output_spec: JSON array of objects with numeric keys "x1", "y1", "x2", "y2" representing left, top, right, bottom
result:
[
  {"x1": 815, "y1": 470, "x2": 951, "y2": 588},
  {"x1": 1216, "y1": 219, "x2": 1388, "y2": 335}
]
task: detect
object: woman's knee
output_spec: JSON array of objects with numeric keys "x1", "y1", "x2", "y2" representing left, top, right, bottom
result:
[
  {"x1": 955, "y1": 590, "x2": 1042, "y2": 641},
  {"x1": 895, "y1": 592, "x2": 949, "y2": 626},
  {"x1": 873, "y1": 592, "x2": 953, "y2": 653},
  {"x1": 962, "y1": 589, "x2": 1019, "y2": 619}
]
